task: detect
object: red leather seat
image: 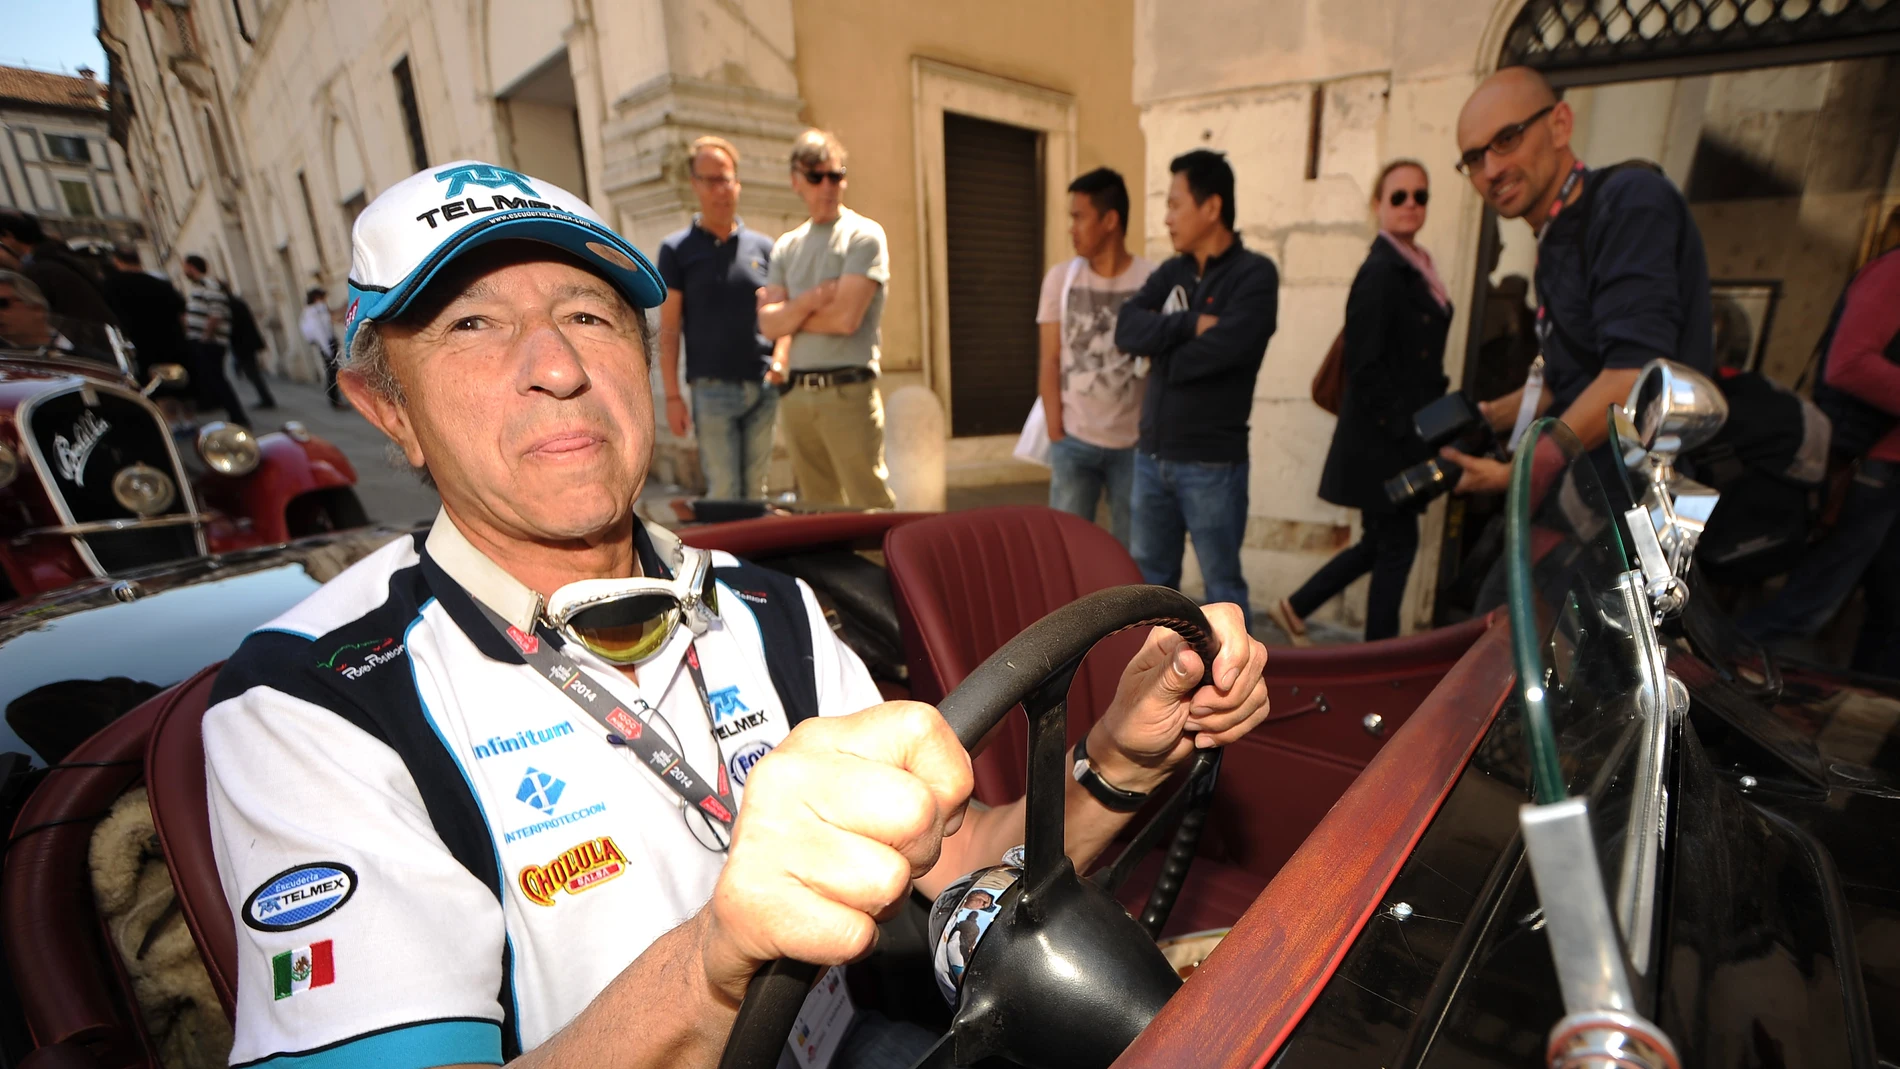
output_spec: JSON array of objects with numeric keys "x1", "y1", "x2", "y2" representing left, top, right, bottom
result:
[
  {"x1": 144, "y1": 666, "x2": 237, "y2": 1020},
  {"x1": 886, "y1": 505, "x2": 1149, "y2": 805},
  {"x1": 0, "y1": 669, "x2": 232, "y2": 1069},
  {"x1": 884, "y1": 505, "x2": 1267, "y2": 935}
]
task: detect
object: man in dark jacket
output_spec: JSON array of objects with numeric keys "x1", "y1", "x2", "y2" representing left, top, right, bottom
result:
[
  {"x1": 227, "y1": 291, "x2": 277, "y2": 409},
  {"x1": 1440, "y1": 67, "x2": 1712, "y2": 492},
  {"x1": 0, "y1": 211, "x2": 118, "y2": 351},
  {"x1": 1116, "y1": 149, "x2": 1279, "y2": 626},
  {"x1": 102, "y1": 245, "x2": 192, "y2": 381}
]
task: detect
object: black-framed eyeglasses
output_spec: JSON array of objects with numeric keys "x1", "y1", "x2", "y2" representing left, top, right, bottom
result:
[
  {"x1": 1455, "y1": 105, "x2": 1555, "y2": 175},
  {"x1": 1389, "y1": 188, "x2": 1430, "y2": 207},
  {"x1": 800, "y1": 168, "x2": 847, "y2": 185}
]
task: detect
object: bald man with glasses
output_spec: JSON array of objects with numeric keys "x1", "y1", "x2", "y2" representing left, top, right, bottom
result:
[{"x1": 1439, "y1": 66, "x2": 1714, "y2": 493}]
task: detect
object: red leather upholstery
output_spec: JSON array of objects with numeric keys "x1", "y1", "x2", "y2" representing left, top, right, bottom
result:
[
  {"x1": 144, "y1": 666, "x2": 237, "y2": 1020},
  {"x1": 2, "y1": 693, "x2": 163, "y2": 1067},
  {"x1": 883, "y1": 506, "x2": 1493, "y2": 933},
  {"x1": 681, "y1": 510, "x2": 928, "y2": 559},
  {"x1": 885, "y1": 506, "x2": 1148, "y2": 806}
]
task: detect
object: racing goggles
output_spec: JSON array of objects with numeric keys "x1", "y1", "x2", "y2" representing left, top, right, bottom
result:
[{"x1": 542, "y1": 547, "x2": 719, "y2": 664}]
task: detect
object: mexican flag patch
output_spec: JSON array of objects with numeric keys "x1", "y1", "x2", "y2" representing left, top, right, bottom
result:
[{"x1": 271, "y1": 940, "x2": 335, "y2": 1000}]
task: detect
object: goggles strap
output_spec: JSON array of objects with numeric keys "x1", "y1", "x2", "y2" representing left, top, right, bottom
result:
[{"x1": 473, "y1": 599, "x2": 737, "y2": 839}]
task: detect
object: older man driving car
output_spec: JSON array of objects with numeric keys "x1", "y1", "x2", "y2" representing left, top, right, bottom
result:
[{"x1": 202, "y1": 161, "x2": 1270, "y2": 1069}]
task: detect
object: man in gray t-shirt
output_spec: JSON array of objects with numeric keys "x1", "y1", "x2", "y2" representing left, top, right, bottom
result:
[{"x1": 758, "y1": 129, "x2": 895, "y2": 509}]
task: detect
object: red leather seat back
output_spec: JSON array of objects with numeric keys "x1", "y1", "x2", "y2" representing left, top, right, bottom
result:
[
  {"x1": 2, "y1": 691, "x2": 168, "y2": 1066},
  {"x1": 143, "y1": 665, "x2": 237, "y2": 1021},
  {"x1": 885, "y1": 506, "x2": 1147, "y2": 805}
]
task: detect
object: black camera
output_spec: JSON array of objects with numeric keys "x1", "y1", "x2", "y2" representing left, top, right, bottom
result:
[{"x1": 1383, "y1": 392, "x2": 1504, "y2": 507}]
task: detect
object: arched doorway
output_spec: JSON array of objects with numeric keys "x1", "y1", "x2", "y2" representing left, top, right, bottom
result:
[{"x1": 1434, "y1": 0, "x2": 1900, "y2": 623}]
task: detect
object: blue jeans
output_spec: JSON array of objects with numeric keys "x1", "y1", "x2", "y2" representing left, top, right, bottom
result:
[
  {"x1": 1048, "y1": 435, "x2": 1135, "y2": 545},
  {"x1": 692, "y1": 379, "x2": 778, "y2": 499},
  {"x1": 1130, "y1": 453, "x2": 1251, "y2": 628},
  {"x1": 1742, "y1": 459, "x2": 1900, "y2": 673}
]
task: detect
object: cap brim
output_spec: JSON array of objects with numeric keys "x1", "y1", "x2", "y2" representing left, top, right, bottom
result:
[{"x1": 345, "y1": 208, "x2": 665, "y2": 352}]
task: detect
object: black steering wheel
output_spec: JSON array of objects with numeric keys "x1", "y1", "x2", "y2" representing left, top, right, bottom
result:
[{"x1": 718, "y1": 585, "x2": 1226, "y2": 1069}]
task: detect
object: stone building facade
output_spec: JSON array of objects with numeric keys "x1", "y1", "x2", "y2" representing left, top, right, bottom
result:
[
  {"x1": 0, "y1": 65, "x2": 147, "y2": 261},
  {"x1": 98, "y1": 0, "x2": 1146, "y2": 491},
  {"x1": 99, "y1": 0, "x2": 1900, "y2": 628}
]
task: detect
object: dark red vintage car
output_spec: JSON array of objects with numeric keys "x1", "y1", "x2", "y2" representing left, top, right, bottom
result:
[
  {"x1": 0, "y1": 362, "x2": 1894, "y2": 1069},
  {"x1": 0, "y1": 324, "x2": 363, "y2": 602}
]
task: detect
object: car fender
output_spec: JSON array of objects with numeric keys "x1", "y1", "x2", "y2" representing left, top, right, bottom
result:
[{"x1": 236, "y1": 433, "x2": 359, "y2": 543}]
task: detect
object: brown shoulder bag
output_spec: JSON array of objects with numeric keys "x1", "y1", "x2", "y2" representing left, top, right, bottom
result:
[{"x1": 1311, "y1": 328, "x2": 1346, "y2": 415}]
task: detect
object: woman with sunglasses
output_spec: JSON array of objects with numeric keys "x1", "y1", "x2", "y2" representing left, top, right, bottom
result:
[{"x1": 1268, "y1": 159, "x2": 1452, "y2": 645}]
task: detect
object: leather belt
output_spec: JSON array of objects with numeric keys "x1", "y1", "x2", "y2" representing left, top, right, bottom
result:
[{"x1": 789, "y1": 366, "x2": 875, "y2": 390}]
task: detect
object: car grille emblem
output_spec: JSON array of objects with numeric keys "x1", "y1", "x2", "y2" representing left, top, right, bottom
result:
[{"x1": 52, "y1": 411, "x2": 111, "y2": 486}]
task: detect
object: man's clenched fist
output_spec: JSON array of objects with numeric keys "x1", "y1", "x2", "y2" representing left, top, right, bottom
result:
[{"x1": 698, "y1": 701, "x2": 974, "y2": 1002}]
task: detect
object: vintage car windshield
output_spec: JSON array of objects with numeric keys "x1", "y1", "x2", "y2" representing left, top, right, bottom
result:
[
  {"x1": 1506, "y1": 417, "x2": 1672, "y2": 977},
  {"x1": 0, "y1": 310, "x2": 127, "y2": 371}
]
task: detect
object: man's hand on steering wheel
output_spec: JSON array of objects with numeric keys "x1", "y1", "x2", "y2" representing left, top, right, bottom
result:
[
  {"x1": 1089, "y1": 602, "x2": 1271, "y2": 793},
  {"x1": 699, "y1": 702, "x2": 975, "y2": 1005}
]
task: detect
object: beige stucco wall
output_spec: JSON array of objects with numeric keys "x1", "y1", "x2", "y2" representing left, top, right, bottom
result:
[{"x1": 787, "y1": 0, "x2": 1147, "y2": 387}]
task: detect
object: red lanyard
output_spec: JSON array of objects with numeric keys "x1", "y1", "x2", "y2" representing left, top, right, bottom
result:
[
  {"x1": 1534, "y1": 162, "x2": 1589, "y2": 343},
  {"x1": 477, "y1": 600, "x2": 737, "y2": 849}
]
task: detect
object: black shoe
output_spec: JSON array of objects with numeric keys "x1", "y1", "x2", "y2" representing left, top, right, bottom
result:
[{"x1": 256, "y1": 402, "x2": 278, "y2": 410}]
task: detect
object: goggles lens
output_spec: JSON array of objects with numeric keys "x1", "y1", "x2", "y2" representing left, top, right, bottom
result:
[{"x1": 564, "y1": 594, "x2": 681, "y2": 663}]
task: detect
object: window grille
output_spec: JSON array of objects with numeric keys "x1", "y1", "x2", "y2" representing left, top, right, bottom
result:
[{"x1": 1503, "y1": 0, "x2": 1900, "y2": 75}]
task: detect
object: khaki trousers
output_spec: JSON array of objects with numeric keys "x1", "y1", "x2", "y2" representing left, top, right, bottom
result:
[{"x1": 778, "y1": 378, "x2": 896, "y2": 509}]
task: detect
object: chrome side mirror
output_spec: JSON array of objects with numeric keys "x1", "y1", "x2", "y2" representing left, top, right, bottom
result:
[
  {"x1": 1619, "y1": 360, "x2": 1726, "y2": 616},
  {"x1": 1628, "y1": 359, "x2": 1727, "y2": 460},
  {"x1": 143, "y1": 362, "x2": 189, "y2": 396}
]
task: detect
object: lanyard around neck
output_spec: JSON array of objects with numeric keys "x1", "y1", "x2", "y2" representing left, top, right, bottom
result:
[
  {"x1": 474, "y1": 600, "x2": 737, "y2": 839},
  {"x1": 1532, "y1": 162, "x2": 1588, "y2": 348},
  {"x1": 1536, "y1": 162, "x2": 1587, "y2": 246}
]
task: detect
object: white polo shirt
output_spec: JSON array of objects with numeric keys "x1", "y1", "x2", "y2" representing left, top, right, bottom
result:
[{"x1": 203, "y1": 511, "x2": 882, "y2": 1067}]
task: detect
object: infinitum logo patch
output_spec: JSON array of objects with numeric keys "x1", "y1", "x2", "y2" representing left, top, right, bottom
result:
[{"x1": 472, "y1": 720, "x2": 574, "y2": 759}]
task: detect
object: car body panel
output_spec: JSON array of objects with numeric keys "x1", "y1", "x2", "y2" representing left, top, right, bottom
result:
[{"x1": 0, "y1": 345, "x2": 364, "y2": 603}]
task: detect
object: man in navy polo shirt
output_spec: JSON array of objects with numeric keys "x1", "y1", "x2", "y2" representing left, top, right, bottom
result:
[
  {"x1": 1441, "y1": 66, "x2": 1713, "y2": 491},
  {"x1": 658, "y1": 137, "x2": 779, "y2": 499}
]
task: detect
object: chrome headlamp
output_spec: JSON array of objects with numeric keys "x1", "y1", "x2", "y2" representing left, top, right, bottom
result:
[
  {"x1": 197, "y1": 421, "x2": 261, "y2": 476},
  {"x1": 112, "y1": 462, "x2": 177, "y2": 516}
]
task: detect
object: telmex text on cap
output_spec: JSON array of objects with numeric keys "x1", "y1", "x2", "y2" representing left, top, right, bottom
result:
[{"x1": 342, "y1": 160, "x2": 667, "y2": 355}]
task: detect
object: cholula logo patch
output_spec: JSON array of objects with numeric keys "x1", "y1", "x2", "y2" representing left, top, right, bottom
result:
[
  {"x1": 519, "y1": 836, "x2": 627, "y2": 906},
  {"x1": 242, "y1": 862, "x2": 358, "y2": 932}
]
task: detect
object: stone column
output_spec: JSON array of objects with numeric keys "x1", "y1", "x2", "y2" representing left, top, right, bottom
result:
[{"x1": 585, "y1": 0, "x2": 809, "y2": 491}]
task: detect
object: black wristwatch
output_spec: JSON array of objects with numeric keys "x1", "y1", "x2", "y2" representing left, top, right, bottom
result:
[{"x1": 1071, "y1": 735, "x2": 1151, "y2": 812}]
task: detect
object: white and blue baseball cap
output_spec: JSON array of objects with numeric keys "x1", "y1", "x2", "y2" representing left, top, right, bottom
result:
[{"x1": 342, "y1": 160, "x2": 665, "y2": 354}]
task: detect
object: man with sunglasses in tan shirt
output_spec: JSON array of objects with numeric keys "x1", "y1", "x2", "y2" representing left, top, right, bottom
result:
[{"x1": 757, "y1": 129, "x2": 897, "y2": 510}]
